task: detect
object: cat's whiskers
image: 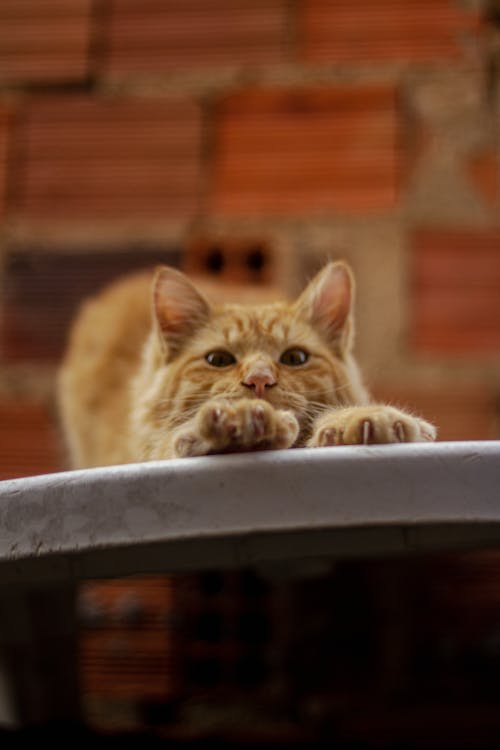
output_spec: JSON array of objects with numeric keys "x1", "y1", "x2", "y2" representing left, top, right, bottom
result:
[
  {"x1": 156, "y1": 380, "x2": 352, "y2": 429},
  {"x1": 298, "y1": 385, "x2": 358, "y2": 423},
  {"x1": 156, "y1": 393, "x2": 210, "y2": 425},
  {"x1": 311, "y1": 381, "x2": 357, "y2": 399}
]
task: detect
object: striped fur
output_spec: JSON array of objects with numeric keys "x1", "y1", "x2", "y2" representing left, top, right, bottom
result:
[{"x1": 58, "y1": 262, "x2": 435, "y2": 468}]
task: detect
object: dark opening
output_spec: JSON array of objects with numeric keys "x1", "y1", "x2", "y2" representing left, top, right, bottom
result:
[
  {"x1": 205, "y1": 247, "x2": 225, "y2": 274},
  {"x1": 246, "y1": 247, "x2": 266, "y2": 274}
]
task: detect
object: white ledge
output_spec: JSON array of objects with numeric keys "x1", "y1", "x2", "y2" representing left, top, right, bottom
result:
[{"x1": 0, "y1": 441, "x2": 499, "y2": 583}]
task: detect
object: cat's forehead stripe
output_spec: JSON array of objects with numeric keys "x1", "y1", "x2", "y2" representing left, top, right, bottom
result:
[{"x1": 216, "y1": 308, "x2": 292, "y2": 347}]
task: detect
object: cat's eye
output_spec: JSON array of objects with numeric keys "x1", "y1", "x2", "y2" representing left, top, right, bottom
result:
[
  {"x1": 280, "y1": 348, "x2": 309, "y2": 366},
  {"x1": 205, "y1": 350, "x2": 236, "y2": 367}
]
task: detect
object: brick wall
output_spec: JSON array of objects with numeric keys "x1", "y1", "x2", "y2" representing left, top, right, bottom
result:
[
  {"x1": 212, "y1": 85, "x2": 401, "y2": 214},
  {"x1": 12, "y1": 96, "x2": 203, "y2": 220},
  {"x1": 301, "y1": 0, "x2": 480, "y2": 62},
  {"x1": 0, "y1": 0, "x2": 499, "y2": 478},
  {"x1": 104, "y1": 0, "x2": 290, "y2": 73},
  {"x1": 0, "y1": 0, "x2": 93, "y2": 84}
]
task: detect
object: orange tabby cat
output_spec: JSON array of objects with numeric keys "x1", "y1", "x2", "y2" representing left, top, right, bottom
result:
[{"x1": 58, "y1": 261, "x2": 436, "y2": 469}]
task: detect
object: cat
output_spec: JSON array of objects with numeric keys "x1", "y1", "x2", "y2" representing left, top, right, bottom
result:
[{"x1": 58, "y1": 260, "x2": 436, "y2": 469}]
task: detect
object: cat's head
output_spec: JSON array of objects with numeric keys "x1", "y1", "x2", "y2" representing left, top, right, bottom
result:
[{"x1": 149, "y1": 261, "x2": 368, "y2": 432}]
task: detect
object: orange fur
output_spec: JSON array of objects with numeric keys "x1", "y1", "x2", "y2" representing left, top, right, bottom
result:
[{"x1": 58, "y1": 262, "x2": 436, "y2": 468}]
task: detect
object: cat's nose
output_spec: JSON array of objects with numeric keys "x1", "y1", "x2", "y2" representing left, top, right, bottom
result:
[{"x1": 242, "y1": 367, "x2": 277, "y2": 399}]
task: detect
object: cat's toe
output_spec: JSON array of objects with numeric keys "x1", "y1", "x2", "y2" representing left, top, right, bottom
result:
[
  {"x1": 342, "y1": 415, "x2": 378, "y2": 444},
  {"x1": 173, "y1": 433, "x2": 200, "y2": 458},
  {"x1": 314, "y1": 427, "x2": 340, "y2": 447},
  {"x1": 336, "y1": 415, "x2": 385, "y2": 444},
  {"x1": 198, "y1": 400, "x2": 235, "y2": 444},
  {"x1": 393, "y1": 420, "x2": 406, "y2": 442},
  {"x1": 248, "y1": 402, "x2": 269, "y2": 441},
  {"x1": 388, "y1": 414, "x2": 436, "y2": 443},
  {"x1": 361, "y1": 419, "x2": 374, "y2": 444},
  {"x1": 345, "y1": 409, "x2": 429, "y2": 444},
  {"x1": 235, "y1": 399, "x2": 276, "y2": 446},
  {"x1": 417, "y1": 418, "x2": 437, "y2": 442},
  {"x1": 274, "y1": 410, "x2": 300, "y2": 448},
  {"x1": 392, "y1": 417, "x2": 421, "y2": 443}
]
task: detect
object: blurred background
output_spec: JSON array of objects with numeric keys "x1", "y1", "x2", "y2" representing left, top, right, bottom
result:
[{"x1": 1, "y1": 0, "x2": 500, "y2": 746}]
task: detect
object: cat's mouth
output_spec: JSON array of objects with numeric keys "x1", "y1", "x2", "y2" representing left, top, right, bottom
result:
[{"x1": 243, "y1": 385, "x2": 277, "y2": 402}]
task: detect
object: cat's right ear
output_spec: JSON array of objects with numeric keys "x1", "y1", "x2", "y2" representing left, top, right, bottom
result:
[
  {"x1": 152, "y1": 266, "x2": 210, "y2": 359},
  {"x1": 294, "y1": 261, "x2": 355, "y2": 353}
]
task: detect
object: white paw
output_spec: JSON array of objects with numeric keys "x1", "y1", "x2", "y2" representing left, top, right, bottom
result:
[
  {"x1": 174, "y1": 399, "x2": 299, "y2": 457},
  {"x1": 309, "y1": 405, "x2": 436, "y2": 447}
]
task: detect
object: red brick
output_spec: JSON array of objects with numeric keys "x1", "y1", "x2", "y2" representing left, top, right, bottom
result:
[
  {"x1": 411, "y1": 230, "x2": 500, "y2": 353},
  {"x1": 12, "y1": 96, "x2": 203, "y2": 220},
  {"x1": 0, "y1": 401, "x2": 62, "y2": 479},
  {"x1": 0, "y1": 0, "x2": 92, "y2": 84},
  {"x1": 0, "y1": 247, "x2": 182, "y2": 361},
  {"x1": 371, "y1": 384, "x2": 498, "y2": 441},
  {"x1": 301, "y1": 0, "x2": 480, "y2": 63},
  {"x1": 212, "y1": 86, "x2": 401, "y2": 216},
  {"x1": 103, "y1": 0, "x2": 289, "y2": 75},
  {"x1": 465, "y1": 149, "x2": 499, "y2": 208},
  {"x1": 80, "y1": 578, "x2": 179, "y2": 699}
]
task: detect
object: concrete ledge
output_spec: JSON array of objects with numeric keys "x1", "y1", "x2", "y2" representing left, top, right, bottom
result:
[{"x1": 0, "y1": 441, "x2": 499, "y2": 583}]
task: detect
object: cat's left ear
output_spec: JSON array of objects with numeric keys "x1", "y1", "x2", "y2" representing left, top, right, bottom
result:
[
  {"x1": 153, "y1": 266, "x2": 210, "y2": 359},
  {"x1": 294, "y1": 261, "x2": 355, "y2": 353}
]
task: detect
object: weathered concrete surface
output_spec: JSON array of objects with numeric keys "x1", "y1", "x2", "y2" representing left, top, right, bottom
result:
[{"x1": 0, "y1": 442, "x2": 499, "y2": 583}]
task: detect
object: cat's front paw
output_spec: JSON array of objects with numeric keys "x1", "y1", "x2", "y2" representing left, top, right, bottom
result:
[
  {"x1": 174, "y1": 399, "x2": 299, "y2": 457},
  {"x1": 308, "y1": 405, "x2": 436, "y2": 447}
]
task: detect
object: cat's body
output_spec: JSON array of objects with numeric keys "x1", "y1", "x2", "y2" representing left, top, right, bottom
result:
[{"x1": 58, "y1": 262, "x2": 436, "y2": 469}]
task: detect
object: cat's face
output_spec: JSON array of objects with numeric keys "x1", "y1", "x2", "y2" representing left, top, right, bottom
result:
[{"x1": 151, "y1": 262, "x2": 366, "y2": 434}]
